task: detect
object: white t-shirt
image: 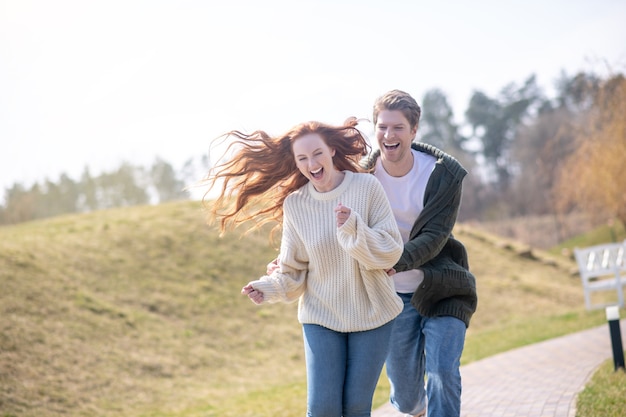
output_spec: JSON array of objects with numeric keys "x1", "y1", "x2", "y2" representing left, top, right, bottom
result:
[{"x1": 374, "y1": 149, "x2": 437, "y2": 293}]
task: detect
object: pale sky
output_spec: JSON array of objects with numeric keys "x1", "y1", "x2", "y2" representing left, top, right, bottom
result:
[{"x1": 2, "y1": 0, "x2": 625, "y2": 197}]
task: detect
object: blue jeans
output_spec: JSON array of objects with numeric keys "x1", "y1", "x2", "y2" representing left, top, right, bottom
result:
[
  {"x1": 386, "y1": 293, "x2": 466, "y2": 417},
  {"x1": 302, "y1": 321, "x2": 394, "y2": 417}
]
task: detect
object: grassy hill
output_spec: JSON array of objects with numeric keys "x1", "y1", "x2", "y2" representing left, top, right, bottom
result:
[{"x1": 0, "y1": 201, "x2": 614, "y2": 417}]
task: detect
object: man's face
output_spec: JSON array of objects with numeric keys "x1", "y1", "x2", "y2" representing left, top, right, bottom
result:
[{"x1": 375, "y1": 109, "x2": 417, "y2": 165}]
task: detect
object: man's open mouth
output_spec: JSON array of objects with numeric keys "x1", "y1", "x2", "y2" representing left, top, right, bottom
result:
[{"x1": 384, "y1": 142, "x2": 400, "y2": 150}]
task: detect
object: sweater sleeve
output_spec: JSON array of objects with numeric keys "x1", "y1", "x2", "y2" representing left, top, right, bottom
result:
[
  {"x1": 249, "y1": 208, "x2": 308, "y2": 303},
  {"x1": 336, "y1": 176, "x2": 403, "y2": 270}
]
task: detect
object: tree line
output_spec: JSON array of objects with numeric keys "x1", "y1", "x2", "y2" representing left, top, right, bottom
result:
[
  {"x1": 1, "y1": 70, "x2": 624, "y2": 232},
  {"x1": 0, "y1": 158, "x2": 193, "y2": 225},
  {"x1": 420, "y1": 70, "x2": 625, "y2": 231}
]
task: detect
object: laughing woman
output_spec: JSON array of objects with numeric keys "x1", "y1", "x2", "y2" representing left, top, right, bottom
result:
[{"x1": 202, "y1": 119, "x2": 403, "y2": 417}]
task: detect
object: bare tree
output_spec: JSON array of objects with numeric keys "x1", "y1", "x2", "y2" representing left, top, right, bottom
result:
[{"x1": 554, "y1": 74, "x2": 626, "y2": 226}]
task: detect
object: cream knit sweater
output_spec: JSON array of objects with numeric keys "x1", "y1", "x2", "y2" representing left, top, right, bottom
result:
[{"x1": 249, "y1": 171, "x2": 404, "y2": 332}]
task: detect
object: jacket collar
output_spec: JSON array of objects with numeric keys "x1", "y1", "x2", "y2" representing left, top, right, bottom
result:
[{"x1": 362, "y1": 141, "x2": 467, "y2": 178}]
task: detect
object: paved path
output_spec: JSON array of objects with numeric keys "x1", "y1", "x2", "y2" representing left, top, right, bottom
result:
[{"x1": 373, "y1": 319, "x2": 626, "y2": 417}]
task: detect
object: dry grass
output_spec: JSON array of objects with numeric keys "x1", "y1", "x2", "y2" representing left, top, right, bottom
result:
[
  {"x1": 454, "y1": 225, "x2": 608, "y2": 363},
  {"x1": 0, "y1": 201, "x2": 618, "y2": 416},
  {"x1": 472, "y1": 213, "x2": 625, "y2": 250},
  {"x1": 1, "y1": 202, "x2": 303, "y2": 416}
]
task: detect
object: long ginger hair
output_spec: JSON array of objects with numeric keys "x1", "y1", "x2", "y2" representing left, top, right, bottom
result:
[{"x1": 202, "y1": 119, "x2": 370, "y2": 237}]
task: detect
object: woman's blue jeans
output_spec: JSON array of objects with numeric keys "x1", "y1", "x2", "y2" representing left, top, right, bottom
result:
[
  {"x1": 386, "y1": 292, "x2": 466, "y2": 417},
  {"x1": 302, "y1": 321, "x2": 394, "y2": 417}
]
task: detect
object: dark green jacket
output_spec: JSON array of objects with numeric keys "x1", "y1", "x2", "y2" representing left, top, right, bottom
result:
[{"x1": 362, "y1": 142, "x2": 477, "y2": 327}]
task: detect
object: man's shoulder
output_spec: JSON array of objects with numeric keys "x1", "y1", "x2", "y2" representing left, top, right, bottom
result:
[
  {"x1": 412, "y1": 147, "x2": 438, "y2": 165},
  {"x1": 411, "y1": 141, "x2": 444, "y2": 157},
  {"x1": 360, "y1": 149, "x2": 381, "y2": 171},
  {"x1": 411, "y1": 142, "x2": 466, "y2": 176}
]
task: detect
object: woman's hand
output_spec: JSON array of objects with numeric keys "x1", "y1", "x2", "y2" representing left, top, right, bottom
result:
[
  {"x1": 334, "y1": 203, "x2": 351, "y2": 228},
  {"x1": 241, "y1": 284, "x2": 264, "y2": 304}
]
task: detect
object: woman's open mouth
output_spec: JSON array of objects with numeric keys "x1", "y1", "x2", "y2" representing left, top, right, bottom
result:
[{"x1": 311, "y1": 167, "x2": 323, "y2": 179}]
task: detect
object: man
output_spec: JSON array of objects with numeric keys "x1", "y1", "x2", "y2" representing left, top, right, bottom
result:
[{"x1": 361, "y1": 89, "x2": 478, "y2": 417}]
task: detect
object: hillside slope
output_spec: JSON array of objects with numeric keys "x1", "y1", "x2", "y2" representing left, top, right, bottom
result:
[{"x1": 0, "y1": 201, "x2": 606, "y2": 417}]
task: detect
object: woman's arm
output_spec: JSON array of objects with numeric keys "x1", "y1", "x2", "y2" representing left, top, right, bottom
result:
[{"x1": 336, "y1": 177, "x2": 403, "y2": 270}]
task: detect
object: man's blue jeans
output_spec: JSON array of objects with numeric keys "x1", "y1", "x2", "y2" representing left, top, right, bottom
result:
[
  {"x1": 386, "y1": 293, "x2": 466, "y2": 417},
  {"x1": 302, "y1": 321, "x2": 394, "y2": 417}
]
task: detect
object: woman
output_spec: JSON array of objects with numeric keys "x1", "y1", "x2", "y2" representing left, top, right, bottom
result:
[{"x1": 203, "y1": 119, "x2": 403, "y2": 417}]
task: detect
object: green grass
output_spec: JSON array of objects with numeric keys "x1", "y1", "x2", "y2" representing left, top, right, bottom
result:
[
  {"x1": 576, "y1": 356, "x2": 626, "y2": 417},
  {"x1": 551, "y1": 219, "x2": 625, "y2": 255},
  {"x1": 0, "y1": 201, "x2": 621, "y2": 416}
]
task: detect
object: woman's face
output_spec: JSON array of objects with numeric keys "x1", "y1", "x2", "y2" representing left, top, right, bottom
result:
[{"x1": 292, "y1": 133, "x2": 340, "y2": 192}]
